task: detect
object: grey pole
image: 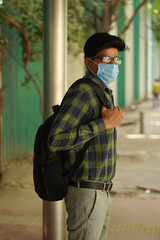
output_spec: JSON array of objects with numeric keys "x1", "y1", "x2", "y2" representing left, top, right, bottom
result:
[
  {"x1": 139, "y1": 111, "x2": 144, "y2": 134},
  {"x1": 43, "y1": 0, "x2": 67, "y2": 239}
]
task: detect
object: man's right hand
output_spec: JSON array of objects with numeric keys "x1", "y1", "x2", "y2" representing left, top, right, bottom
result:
[{"x1": 101, "y1": 105, "x2": 125, "y2": 129}]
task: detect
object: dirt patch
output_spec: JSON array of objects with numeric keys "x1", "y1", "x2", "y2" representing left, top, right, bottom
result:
[
  {"x1": 0, "y1": 153, "x2": 34, "y2": 195},
  {"x1": 0, "y1": 152, "x2": 42, "y2": 213}
]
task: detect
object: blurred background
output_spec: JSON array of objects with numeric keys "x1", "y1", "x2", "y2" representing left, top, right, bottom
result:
[
  {"x1": 0, "y1": 1, "x2": 160, "y2": 240},
  {"x1": 0, "y1": 0, "x2": 159, "y2": 165}
]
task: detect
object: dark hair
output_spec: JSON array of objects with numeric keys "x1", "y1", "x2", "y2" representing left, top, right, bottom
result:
[{"x1": 84, "y1": 32, "x2": 127, "y2": 58}]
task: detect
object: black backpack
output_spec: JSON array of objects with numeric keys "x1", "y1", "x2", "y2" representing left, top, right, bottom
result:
[{"x1": 33, "y1": 77, "x2": 110, "y2": 201}]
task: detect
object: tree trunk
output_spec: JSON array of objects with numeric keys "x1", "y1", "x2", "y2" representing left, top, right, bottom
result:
[
  {"x1": 101, "y1": 0, "x2": 111, "y2": 32},
  {"x1": 101, "y1": 0, "x2": 123, "y2": 32},
  {"x1": 0, "y1": 88, "x2": 5, "y2": 183},
  {"x1": 24, "y1": 66, "x2": 43, "y2": 115}
]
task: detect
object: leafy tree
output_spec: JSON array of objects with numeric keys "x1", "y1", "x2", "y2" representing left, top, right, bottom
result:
[
  {"x1": 68, "y1": 0, "x2": 148, "y2": 55},
  {"x1": 146, "y1": 0, "x2": 160, "y2": 42},
  {"x1": 1, "y1": 0, "x2": 150, "y2": 74},
  {"x1": 0, "y1": 0, "x2": 150, "y2": 110},
  {"x1": 0, "y1": 0, "x2": 43, "y2": 113},
  {"x1": 0, "y1": 0, "x2": 43, "y2": 177},
  {"x1": 1, "y1": 0, "x2": 43, "y2": 63}
]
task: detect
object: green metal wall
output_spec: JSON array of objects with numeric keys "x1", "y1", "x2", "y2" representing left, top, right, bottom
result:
[
  {"x1": 134, "y1": 0, "x2": 140, "y2": 100},
  {"x1": 2, "y1": 26, "x2": 42, "y2": 163}
]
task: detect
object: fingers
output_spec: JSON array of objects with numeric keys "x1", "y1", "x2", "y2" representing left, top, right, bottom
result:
[
  {"x1": 101, "y1": 105, "x2": 106, "y2": 110},
  {"x1": 101, "y1": 105, "x2": 125, "y2": 115},
  {"x1": 101, "y1": 105, "x2": 107, "y2": 114},
  {"x1": 101, "y1": 105, "x2": 125, "y2": 129},
  {"x1": 114, "y1": 106, "x2": 125, "y2": 117}
]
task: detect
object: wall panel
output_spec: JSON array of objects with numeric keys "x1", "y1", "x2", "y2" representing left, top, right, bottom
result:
[{"x1": 2, "y1": 25, "x2": 42, "y2": 162}]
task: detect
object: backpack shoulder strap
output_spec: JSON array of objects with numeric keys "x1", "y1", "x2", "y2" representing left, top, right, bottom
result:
[{"x1": 70, "y1": 77, "x2": 111, "y2": 109}]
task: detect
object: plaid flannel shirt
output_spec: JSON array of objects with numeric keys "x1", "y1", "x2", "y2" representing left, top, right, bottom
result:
[{"x1": 48, "y1": 72, "x2": 117, "y2": 183}]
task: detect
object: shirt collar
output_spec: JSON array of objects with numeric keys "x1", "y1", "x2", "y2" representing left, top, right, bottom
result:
[{"x1": 84, "y1": 71, "x2": 113, "y2": 94}]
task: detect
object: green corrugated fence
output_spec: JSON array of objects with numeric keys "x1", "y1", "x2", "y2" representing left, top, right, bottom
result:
[{"x1": 2, "y1": 25, "x2": 42, "y2": 163}]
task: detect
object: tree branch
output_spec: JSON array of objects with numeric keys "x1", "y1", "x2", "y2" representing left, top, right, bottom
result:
[
  {"x1": 5, "y1": 17, "x2": 31, "y2": 68},
  {"x1": 120, "y1": 0, "x2": 148, "y2": 37},
  {"x1": 85, "y1": 5, "x2": 102, "y2": 22},
  {"x1": 24, "y1": 66, "x2": 43, "y2": 114},
  {"x1": 101, "y1": 0, "x2": 123, "y2": 32},
  {"x1": 7, "y1": 48, "x2": 43, "y2": 115},
  {"x1": 4, "y1": 17, "x2": 43, "y2": 115},
  {"x1": 101, "y1": 0, "x2": 111, "y2": 31},
  {"x1": 110, "y1": 0, "x2": 124, "y2": 19}
]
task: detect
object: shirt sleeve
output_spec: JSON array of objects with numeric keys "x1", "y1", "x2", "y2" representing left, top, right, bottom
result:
[{"x1": 47, "y1": 85, "x2": 106, "y2": 151}]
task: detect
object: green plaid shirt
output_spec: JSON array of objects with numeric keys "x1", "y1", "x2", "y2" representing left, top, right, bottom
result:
[{"x1": 48, "y1": 72, "x2": 117, "y2": 183}]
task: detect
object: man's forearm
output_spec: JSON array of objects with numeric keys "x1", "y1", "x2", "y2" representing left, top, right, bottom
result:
[{"x1": 48, "y1": 118, "x2": 106, "y2": 152}]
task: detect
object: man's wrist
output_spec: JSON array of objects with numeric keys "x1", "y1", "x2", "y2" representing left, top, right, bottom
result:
[{"x1": 89, "y1": 119, "x2": 106, "y2": 134}]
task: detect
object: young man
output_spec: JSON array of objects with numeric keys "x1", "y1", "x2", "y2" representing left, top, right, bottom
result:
[{"x1": 48, "y1": 32, "x2": 126, "y2": 240}]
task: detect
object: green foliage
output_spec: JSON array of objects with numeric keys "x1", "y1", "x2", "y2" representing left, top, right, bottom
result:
[
  {"x1": 0, "y1": 36, "x2": 8, "y2": 64},
  {"x1": 146, "y1": 0, "x2": 160, "y2": 42},
  {"x1": 68, "y1": 0, "x2": 104, "y2": 55},
  {"x1": 1, "y1": 0, "x2": 43, "y2": 63},
  {"x1": 67, "y1": 0, "x2": 133, "y2": 55},
  {"x1": 1, "y1": 0, "x2": 152, "y2": 61},
  {"x1": 21, "y1": 75, "x2": 31, "y2": 90}
]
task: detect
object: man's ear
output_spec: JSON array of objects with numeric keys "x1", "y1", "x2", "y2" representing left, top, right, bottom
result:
[{"x1": 84, "y1": 57, "x2": 91, "y2": 70}]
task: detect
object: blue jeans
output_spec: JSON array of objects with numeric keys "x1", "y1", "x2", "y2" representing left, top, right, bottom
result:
[{"x1": 65, "y1": 186, "x2": 111, "y2": 240}]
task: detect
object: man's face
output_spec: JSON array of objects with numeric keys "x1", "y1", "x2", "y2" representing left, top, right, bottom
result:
[{"x1": 85, "y1": 48, "x2": 119, "y2": 74}]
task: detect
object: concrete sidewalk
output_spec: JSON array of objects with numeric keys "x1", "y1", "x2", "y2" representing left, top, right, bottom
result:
[
  {"x1": 0, "y1": 154, "x2": 42, "y2": 240},
  {"x1": 0, "y1": 99, "x2": 160, "y2": 240},
  {"x1": 108, "y1": 100, "x2": 160, "y2": 240}
]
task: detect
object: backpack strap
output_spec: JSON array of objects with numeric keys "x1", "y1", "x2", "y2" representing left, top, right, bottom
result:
[{"x1": 70, "y1": 77, "x2": 111, "y2": 109}]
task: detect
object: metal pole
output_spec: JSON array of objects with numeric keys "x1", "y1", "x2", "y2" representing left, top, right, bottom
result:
[
  {"x1": 139, "y1": 111, "x2": 144, "y2": 134},
  {"x1": 43, "y1": 201, "x2": 66, "y2": 240},
  {"x1": 43, "y1": 0, "x2": 67, "y2": 239}
]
